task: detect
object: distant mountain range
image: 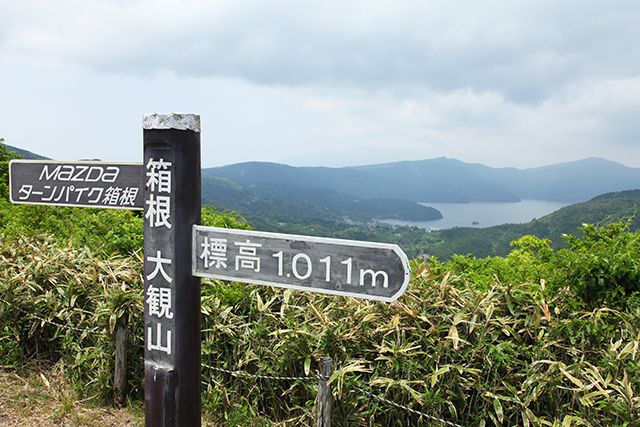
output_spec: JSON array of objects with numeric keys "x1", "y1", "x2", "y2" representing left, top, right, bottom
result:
[
  {"x1": 206, "y1": 157, "x2": 640, "y2": 203},
  {"x1": 4, "y1": 142, "x2": 640, "y2": 224},
  {"x1": 202, "y1": 157, "x2": 640, "y2": 223}
]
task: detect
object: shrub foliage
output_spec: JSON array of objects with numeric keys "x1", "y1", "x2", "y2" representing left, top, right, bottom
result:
[{"x1": 1, "y1": 220, "x2": 639, "y2": 426}]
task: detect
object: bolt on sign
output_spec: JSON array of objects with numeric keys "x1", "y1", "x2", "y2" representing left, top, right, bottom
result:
[
  {"x1": 193, "y1": 226, "x2": 411, "y2": 302},
  {"x1": 9, "y1": 160, "x2": 144, "y2": 209}
]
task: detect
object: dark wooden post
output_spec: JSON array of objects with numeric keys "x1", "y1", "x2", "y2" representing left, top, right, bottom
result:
[
  {"x1": 143, "y1": 113, "x2": 201, "y2": 426},
  {"x1": 317, "y1": 356, "x2": 333, "y2": 427},
  {"x1": 114, "y1": 315, "x2": 128, "y2": 406}
]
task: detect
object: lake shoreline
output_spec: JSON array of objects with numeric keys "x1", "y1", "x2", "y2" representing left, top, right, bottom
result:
[{"x1": 376, "y1": 199, "x2": 570, "y2": 231}]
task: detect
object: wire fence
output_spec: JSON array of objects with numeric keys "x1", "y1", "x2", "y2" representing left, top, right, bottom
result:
[
  {"x1": 202, "y1": 363, "x2": 322, "y2": 382},
  {"x1": 0, "y1": 296, "x2": 465, "y2": 427},
  {"x1": 0, "y1": 295, "x2": 101, "y2": 334},
  {"x1": 351, "y1": 385, "x2": 464, "y2": 427},
  {"x1": 201, "y1": 361, "x2": 466, "y2": 427}
]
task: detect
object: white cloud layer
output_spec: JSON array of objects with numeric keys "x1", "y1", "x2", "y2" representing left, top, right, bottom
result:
[{"x1": 1, "y1": 0, "x2": 639, "y2": 168}]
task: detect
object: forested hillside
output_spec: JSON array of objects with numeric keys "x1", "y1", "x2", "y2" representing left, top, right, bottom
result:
[
  {"x1": 3, "y1": 141, "x2": 638, "y2": 260},
  {"x1": 201, "y1": 166, "x2": 442, "y2": 223},
  {"x1": 423, "y1": 190, "x2": 640, "y2": 258},
  {"x1": 4, "y1": 141, "x2": 639, "y2": 231},
  {"x1": 0, "y1": 141, "x2": 47, "y2": 160},
  {"x1": 205, "y1": 157, "x2": 640, "y2": 204},
  {"x1": 244, "y1": 190, "x2": 640, "y2": 260},
  {"x1": 200, "y1": 157, "x2": 640, "y2": 231}
]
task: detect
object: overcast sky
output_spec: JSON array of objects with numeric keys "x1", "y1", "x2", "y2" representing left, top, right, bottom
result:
[{"x1": 1, "y1": 0, "x2": 639, "y2": 168}]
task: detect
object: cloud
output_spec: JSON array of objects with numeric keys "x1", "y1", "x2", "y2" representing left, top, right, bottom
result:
[
  {"x1": 1, "y1": 0, "x2": 639, "y2": 170},
  {"x1": 3, "y1": 0, "x2": 639, "y2": 104},
  {"x1": 297, "y1": 74, "x2": 640, "y2": 168}
]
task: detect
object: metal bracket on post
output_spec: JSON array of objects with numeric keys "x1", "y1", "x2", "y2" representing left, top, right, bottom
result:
[{"x1": 143, "y1": 113, "x2": 202, "y2": 426}]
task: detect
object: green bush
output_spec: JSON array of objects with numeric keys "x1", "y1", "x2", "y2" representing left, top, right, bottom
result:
[
  {"x1": 0, "y1": 201, "x2": 248, "y2": 258},
  {"x1": 1, "y1": 222, "x2": 639, "y2": 425},
  {"x1": 558, "y1": 221, "x2": 640, "y2": 307},
  {"x1": 0, "y1": 235, "x2": 144, "y2": 400}
]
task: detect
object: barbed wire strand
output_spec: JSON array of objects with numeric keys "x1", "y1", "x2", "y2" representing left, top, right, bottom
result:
[
  {"x1": 202, "y1": 362, "x2": 464, "y2": 427},
  {"x1": 0, "y1": 297, "x2": 465, "y2": 426},
  {"x1": 0, "y1": 296, "x2": 100, "y2": 335},
  {"x1": 352, "y1": 385, "x2": 465, "y2": 427},
  {"x1": 202, "y1": 363, "x2": 321, "y2": 382}
]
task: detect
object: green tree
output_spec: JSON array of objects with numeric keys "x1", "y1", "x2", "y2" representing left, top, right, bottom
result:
[
  {"x1": 0, "y1": 138, "x2": 23, "y2": 200},
  {"x1": 558, "y1": 220, "x2": 640, "y2": 307}
]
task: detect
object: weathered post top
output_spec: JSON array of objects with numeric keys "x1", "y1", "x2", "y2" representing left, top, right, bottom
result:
[{"x1": 142, "y1": 113, "x2": 201, "y2": 133}]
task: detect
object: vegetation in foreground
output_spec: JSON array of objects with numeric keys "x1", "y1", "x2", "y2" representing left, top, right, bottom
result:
[{"x1": 0, "y1": 221, "x2": 639, "y2": 426}]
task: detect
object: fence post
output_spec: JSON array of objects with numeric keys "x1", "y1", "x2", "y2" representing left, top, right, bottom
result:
[
  {"x1": 114, "y1": 315, "x2": 128, "y2": 406},
  {"x1": 317, "y1": 356, "x2": 333, "y2": 427}
]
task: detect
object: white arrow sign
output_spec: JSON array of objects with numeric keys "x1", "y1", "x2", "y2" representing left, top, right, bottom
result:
[{"x1": 192, "y1": 226, "x2": 411, "y2": 302}]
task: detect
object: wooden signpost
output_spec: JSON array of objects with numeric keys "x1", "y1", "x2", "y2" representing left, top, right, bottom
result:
[
  {"x1": 8, "y1": 112, "x2": 411, "y2": 426},
  {"x1": 142, "y1": 113, "x2": 202, "y2": 426}
]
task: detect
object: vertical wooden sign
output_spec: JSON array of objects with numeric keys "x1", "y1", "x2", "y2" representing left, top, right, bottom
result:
[{"x1": 143, "y1": 113, "x2": 201, "y2": 426}]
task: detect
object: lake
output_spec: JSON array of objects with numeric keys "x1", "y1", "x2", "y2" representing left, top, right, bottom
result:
[{"x1": 378, "y1": 200, "x2": 569, "y2": 231}]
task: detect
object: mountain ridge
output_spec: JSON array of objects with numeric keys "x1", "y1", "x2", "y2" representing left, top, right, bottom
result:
[
  {"x1": 205, "y1": 156, "x2": 640, "y2": 204},
  {"x1": 0, "y1": 143, "x2": 48, "y2": 160},
  {"x1": 3, "y1": 142, "x2": 639, "y2": 223}
]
